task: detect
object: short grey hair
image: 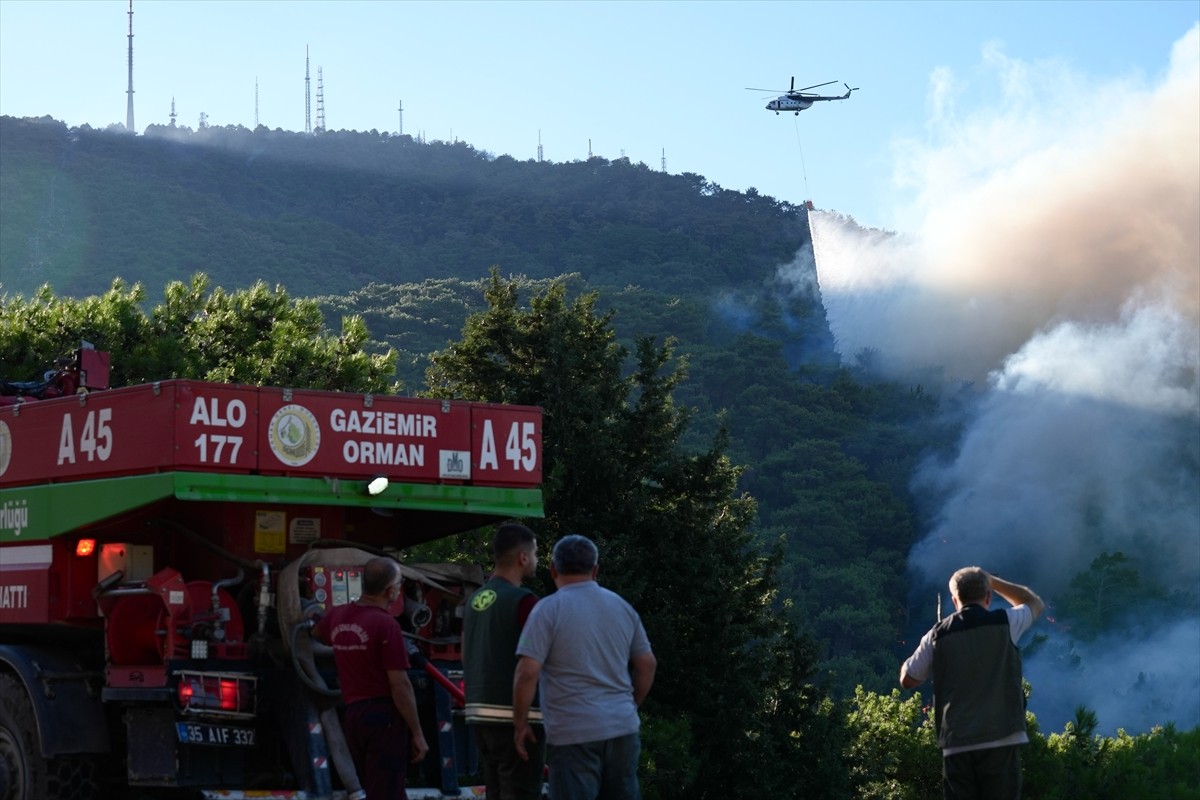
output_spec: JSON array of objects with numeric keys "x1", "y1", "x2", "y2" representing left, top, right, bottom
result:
[
  {"x1": 950, "y1": 566, "x2": 990, "y2": 605},
  {"x1": 552, "y1": 534, "x2": 599, "y2": 575}
]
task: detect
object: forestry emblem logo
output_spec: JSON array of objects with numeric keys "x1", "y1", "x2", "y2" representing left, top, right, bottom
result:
[{"x1": 268, "y1": 404, "x2": 320, "y2": 467}]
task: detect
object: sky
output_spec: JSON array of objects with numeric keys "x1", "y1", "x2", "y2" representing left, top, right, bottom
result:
[{"x1": 0, "y1": 0, "x2": 1195, "y2": 231}]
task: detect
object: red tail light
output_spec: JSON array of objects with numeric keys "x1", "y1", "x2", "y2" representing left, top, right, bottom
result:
[
  {"x1": 219, "y1": 679, "x2": 238, "y2": 711},
  {"x1": 175, "y1": 671, "x2": 256, "y2": 717}
]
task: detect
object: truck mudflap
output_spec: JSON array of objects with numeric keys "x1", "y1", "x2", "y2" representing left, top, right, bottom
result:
[{"x1": 0, "y1": 643, "x2": 109, "y2": 756}]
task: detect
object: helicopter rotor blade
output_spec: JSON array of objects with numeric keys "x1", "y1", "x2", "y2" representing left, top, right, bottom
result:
[
  {"x1": 796, "y1": 80, "x2": 838, "y2": 93},
  {"x1": 745, "y1": 87, "x2": 788, "y2": 93}
]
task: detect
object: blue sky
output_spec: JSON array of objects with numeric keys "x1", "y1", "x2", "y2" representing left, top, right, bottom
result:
[{"x1": 0, "y1": 0, "x2": 1196, "y2": 230}]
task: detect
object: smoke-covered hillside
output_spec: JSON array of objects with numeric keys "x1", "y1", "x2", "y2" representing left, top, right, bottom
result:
[{"x1": 804, "y1": 24, "x2": 1200, "y2": 733}]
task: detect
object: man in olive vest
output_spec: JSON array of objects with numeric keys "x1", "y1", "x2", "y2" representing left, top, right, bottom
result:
[
  {"x1": 901, "y1": 567, "x2": 1044, "y2": 799},
  {"x1": 463, "y1": 523, "x2": 543, "y2": 799}
]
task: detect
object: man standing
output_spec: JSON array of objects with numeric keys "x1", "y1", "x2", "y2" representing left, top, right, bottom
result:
[
  {"x1": 313, "y1": 557, "x2": 429, "y2": 800},
  {"x1": 513, "y1": 534, "x2": 657, "y2": 800},
  {"x1": 900, "y1": 567, "x2": 1045, "y2": 799},
  {"x1": 462, "y1": 522, "x2": 545, "y2": 799}
]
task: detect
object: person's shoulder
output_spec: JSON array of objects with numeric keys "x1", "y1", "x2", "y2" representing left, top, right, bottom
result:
[
  {"x1": 360, "y1": 602, "x2": 401, "y2": 626},
  {"x1": 594, "y1": 584, "x2": 641, "y2": 614},
  {"x1": 1006, "y1": 604, "x2": 1034, "y2": 626},
  {"x1": 465, "y1": 582, "x2": 491, "y2": 606}
]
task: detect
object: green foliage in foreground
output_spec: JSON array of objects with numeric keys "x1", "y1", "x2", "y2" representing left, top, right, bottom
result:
[
  {"x1": 0, "y1": 275, "x2": 397, "y2": 392},
  {"x1": 845, "y1": 688, "x2": 1200, "y2": 800}
]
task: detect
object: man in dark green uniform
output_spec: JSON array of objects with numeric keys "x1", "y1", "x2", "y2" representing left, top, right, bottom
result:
[{"x1": 463, "y1": 522, "x2": 544, "y2": 799}]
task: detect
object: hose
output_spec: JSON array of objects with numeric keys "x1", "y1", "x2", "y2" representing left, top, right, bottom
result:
[
  {"x1": 289, "y1": 620, "x2": 362, "y2": 798},
  {"x1": 320, "y1": 706, "x2": 363, "y2": 800},
  {"x1": 289, "y1": 621, "x2": 340, "y2": 699}
]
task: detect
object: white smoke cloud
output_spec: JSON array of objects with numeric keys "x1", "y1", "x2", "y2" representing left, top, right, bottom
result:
[
  {"x1": 795, "y1": 25, "x2": 1200, "y2": 734},
  {"x1": 1024, "y1": 618, "x2": 1200, "y2": 736},
  {"x1": 911, "y1": 308, "x2": 1200, "y2": 590},
  {"x1": 809, "y1": 24, "x2": 1200, "y2": 383}
]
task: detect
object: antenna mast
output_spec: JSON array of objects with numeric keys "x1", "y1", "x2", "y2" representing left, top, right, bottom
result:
[
  {"x1": 304, "y1": 46, "x2": 312, "y2": 134},
  {"x1": 169, "y1": 97, "x2": 177, "y2": 127},
  {"x1": 125, "y1": 0, "x2": 135, "y2": 133},
  {"x1": 316, "y1": 66, "x2": 326, "y2": 132},
  {"x1": 398, "y1": 99, "x2": 403, "y2": 136},
  {"x1": 538, "y1": 130, "x2": 543, "y2": 163},
  {"x1": 661, "y1": 148, "x2": 666, "y2": 172}
]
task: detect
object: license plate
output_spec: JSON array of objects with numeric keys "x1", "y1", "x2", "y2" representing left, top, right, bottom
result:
[{"x1": 176, "y1": 722, "x2": 256, "y2": 747}]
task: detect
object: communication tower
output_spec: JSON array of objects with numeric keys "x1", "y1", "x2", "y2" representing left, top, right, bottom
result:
[
  {"x1": 125, "y1": 0, "x2": 135, "y2": 133},
  {"x1": 169, "y1": 98, "x2": 177, "y2": 127},
  {"x1": 398, "y1": 99, "x2": 403, "y2": 136},
  {"x1": 305, "y1": 46, "x2": 312, "y2": 134},
  {"x1": 316, "y1": 67, "x2": 326, "y2": 132},
  {"x1": 661, "y1": 148, "x2": 666, "y2": 172},
  {"x1": 538, "y1": 131, "x2": 544, "y2": 163}
]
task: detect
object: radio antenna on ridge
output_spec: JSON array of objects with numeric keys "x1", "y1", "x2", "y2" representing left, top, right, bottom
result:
[
  {"x1": 316, "y1": 66, "x2": 326, "y2": 132},
  {"x1": 304, "y1": 46, "x2": 312, "y2": 134},
  {"x1": 125, "y1": 0, "x2": 135, "y2": 133}
]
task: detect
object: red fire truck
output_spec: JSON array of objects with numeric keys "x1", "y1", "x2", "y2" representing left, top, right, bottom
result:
[{"x1": 0, "y1": 346, "x2": 543, "y2": 799}]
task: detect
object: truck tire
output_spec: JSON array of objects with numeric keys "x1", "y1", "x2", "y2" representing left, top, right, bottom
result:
[{"x1": 0, "y1": 674, "x2": 99, "y2": 800}]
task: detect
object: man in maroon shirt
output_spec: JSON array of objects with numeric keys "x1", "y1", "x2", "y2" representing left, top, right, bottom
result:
[{"x1": 314, "y1": 557, "x2": 429, "y2": 799}]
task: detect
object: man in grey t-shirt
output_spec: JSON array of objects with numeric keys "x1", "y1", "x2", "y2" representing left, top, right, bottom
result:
[{"x1": 513, "y1": 534, "x2": 657, "y2": 800}]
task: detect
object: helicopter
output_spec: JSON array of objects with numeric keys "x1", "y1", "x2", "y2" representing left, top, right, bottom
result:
[{"x1": 746, "y1": 77, "x2": 858, "y2": 115}]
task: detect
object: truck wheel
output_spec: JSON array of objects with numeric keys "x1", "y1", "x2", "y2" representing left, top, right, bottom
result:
[{"x1": 0, "y1": 675, "x2": 99, "y2": 800}]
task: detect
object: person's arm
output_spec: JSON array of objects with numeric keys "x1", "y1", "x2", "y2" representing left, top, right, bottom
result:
[
  {"x1": 516, "y1": 593, "x2": 537, "y2": 629},
  {"x1": 310, "y1": 611, "x2": 329, "y2": 644},
  {"x1": 899, "y1": 630, "x2": 932, "y2": 688},
  {"x1": 512, "y1": 655, "x2": 542, "y2": 760},
  {"x1": 988, "y1": 573, "x2": 1045, "y2": 620},
  {"x1": 387, "y1": 669, "x2": 429, "y2": 762},
  {"x1": 630, "y1": 650, "x2": 657, "y2": 707}
]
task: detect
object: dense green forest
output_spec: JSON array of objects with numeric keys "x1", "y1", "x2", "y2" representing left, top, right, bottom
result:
[{"x1": 2, "y1": 116, "x2": 1195, "y2": 797}]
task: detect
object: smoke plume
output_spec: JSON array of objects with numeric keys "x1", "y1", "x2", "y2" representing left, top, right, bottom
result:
[{"x1": 796, "y1": 25, "x2": 1200, "y2": 733}]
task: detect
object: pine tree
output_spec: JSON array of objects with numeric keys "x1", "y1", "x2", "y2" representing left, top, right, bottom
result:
[{"x1": 424, "y1": 270, "x2": 845, "y2": 798}]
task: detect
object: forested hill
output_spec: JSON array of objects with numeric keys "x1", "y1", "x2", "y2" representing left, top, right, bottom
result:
[
  {"x1": 1, "y1": 113, "x2": 937, "y2": 705},
  {"x1": 0, "y1": 115, "x2": 809, "y2": 300}
]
